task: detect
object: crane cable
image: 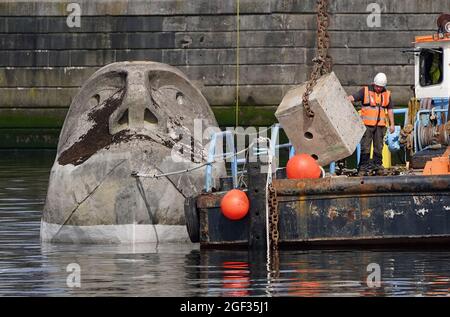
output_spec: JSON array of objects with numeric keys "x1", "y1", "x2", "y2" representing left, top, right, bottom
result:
[{"x1": 235, "y1": 0, "x2": 240, "y2": 127}]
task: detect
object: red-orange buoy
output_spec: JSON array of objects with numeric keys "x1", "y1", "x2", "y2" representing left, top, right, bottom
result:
[
  {"x1": 220, "y1": 189, "x2": 250, "y2": 221},
  {"x1": 286, "y1": 154, "x2": 321, "y2": 179}
]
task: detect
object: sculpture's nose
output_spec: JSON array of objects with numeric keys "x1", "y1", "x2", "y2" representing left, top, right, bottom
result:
[{"x1": 109, "y1": 71, "x2": 161, "y2": 134}]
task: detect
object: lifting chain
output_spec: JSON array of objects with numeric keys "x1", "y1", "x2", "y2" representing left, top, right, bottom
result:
[
  {"x1": 268, "y1": 183, "x2": 279, "y2": 250},
  {"x1": 302, "y1": 0, "x2": 333, "y2": 118},
  {"x1": 400, "y1": 124, "x2": 414, "y2": 154},
  {"x1": 267, "y1": 182, "x2": 280, "y2": 275}
]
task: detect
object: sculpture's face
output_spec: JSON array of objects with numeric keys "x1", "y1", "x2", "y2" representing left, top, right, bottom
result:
[
  {"x1": 42, "y1": 62, "x2": 225, "y2": 242},
  {"x1": 57, "y1": 62, "x2": 217, "y2": 166}
]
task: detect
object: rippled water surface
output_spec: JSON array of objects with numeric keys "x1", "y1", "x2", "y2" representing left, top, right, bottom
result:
[{"x1": 0, "y1": 150, "x2": 449, "y2": 297}]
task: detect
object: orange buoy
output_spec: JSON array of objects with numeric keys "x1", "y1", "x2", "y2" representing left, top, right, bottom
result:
[
  {"x1": 286, "y1": 154, "x2": 321, "y2": 179},
  {"x1": 220, "y1": 189, "x2": 250, "y2": 221}
]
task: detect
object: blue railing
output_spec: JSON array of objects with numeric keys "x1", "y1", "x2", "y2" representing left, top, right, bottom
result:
[
  {"x1": 205, "y1": 125, "x2": 293, "y2": 192},
  {"x1": 204, "y1": 106, "x2": 435, "y2": 191},
  {"x1": 205, "y1": 130, "x2": 240, "y2": 192}
]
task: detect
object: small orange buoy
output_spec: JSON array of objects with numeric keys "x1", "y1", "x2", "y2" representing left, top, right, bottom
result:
[
  {"x1": 220, "y1": 189, "x2": 250, "y2": 221},
  {"x1": 286, "y1": 154, "x2": 321, "y2": 179}
]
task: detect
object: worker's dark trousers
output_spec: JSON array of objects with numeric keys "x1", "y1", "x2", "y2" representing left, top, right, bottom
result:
[{"x1": 359, "y1": 125, "x2": 387, "y2": 170}]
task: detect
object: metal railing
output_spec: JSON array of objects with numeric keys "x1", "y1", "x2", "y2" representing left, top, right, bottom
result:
[
  {"x1": 205, "y1": 125, "x2": 292, "y2": 192},
  {"x1": 205, "y1": 108, "x2": 421, "y2": 192},
  {"x1": 205, "y1": 130, "x2": 240, "y2": 192}
]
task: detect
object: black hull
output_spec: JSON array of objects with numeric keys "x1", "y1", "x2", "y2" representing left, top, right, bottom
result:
[{"x1": 191, "y1": 172, "x2": 450, "y2": 249}]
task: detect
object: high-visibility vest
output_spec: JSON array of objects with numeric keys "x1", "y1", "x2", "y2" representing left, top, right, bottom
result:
[
  {"x1": 361, "y1": 86, "x2": 391, "y2": 126},
  {"x1": 430, "y1": 55, "x2": 441, "y2": 84}
]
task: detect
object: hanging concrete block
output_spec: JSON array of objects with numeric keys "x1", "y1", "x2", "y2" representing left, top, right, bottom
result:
[{"x1": 275, "y1": 72, "x2": 366, "y2": 166}]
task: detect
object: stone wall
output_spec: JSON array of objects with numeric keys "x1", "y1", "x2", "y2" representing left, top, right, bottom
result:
[{"x1": 1, "y1": 0, "x2": 449, "y2": 148}]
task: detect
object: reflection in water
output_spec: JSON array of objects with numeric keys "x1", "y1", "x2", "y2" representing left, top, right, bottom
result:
[
  {"x1": 0, "y1": 150, "x2": 449, "y2": 296},
  {"x1": 199, "y1": 250, "x2": 450, "y2": 297},
  {"x1": 222, "y1": 262, "x2": 250, "y2": 297}
]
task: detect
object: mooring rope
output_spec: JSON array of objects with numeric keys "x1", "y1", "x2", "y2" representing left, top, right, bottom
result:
[
  {"x1": 230, "y1": 124, "x2": 276, "y2": 136},
  {"x1": 133, "y1": 137, "x2": 270, "y2": 179},
  {"x1": 262, "y1": 138, "x2": 274, "y2": 267}
]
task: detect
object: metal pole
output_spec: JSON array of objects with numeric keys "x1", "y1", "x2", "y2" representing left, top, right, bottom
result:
[{"x1": 247, "y1": 159, "x2": 268, "y2": 250}]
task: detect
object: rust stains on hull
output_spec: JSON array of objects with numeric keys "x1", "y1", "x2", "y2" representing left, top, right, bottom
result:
[
  {"x1": 193, "y1": 174, "x2": 450, "y2": 249},
  {"x1": 273, "y1": 175, "x2": 450, "y2": 196}
]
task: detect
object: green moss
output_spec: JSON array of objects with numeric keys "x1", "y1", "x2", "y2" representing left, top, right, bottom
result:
[
  {"x1": 0, "y1": 71, "x2": 5, "y2": 86},
  {"x1": 0, "y1": 128, "x2": 60, "y2": 148},
  {"x1": 0, "y1": 108, "x2": 67, "y2": 128},
  {"x1": 1, "y1": 106, "x2": 280, "y2": 129},
  {"x1": 0, "y1": 105, "x2": 413, "y2": 149},
  {"x1": 212, "y1": 106, "x2": 278, "y2": 127}
]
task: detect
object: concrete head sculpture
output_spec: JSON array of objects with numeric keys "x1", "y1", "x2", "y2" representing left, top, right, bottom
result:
[{"x1": 42, "y1": 62, "x2": 225, "y2": 244}]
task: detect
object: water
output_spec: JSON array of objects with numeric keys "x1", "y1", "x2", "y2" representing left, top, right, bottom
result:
[{"x1": 0, "y1": 150, "x2": 449, "y2": 297}]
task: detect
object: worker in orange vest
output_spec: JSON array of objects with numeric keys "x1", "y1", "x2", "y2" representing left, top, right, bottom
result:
[{"x1": 348, "y1": 73, "x2": 395, "y2": 176}]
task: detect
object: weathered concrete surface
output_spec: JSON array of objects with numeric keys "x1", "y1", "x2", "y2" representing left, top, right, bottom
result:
[
  {"x1": 42, "y1": 61, "x2": 225, "y2": 243},
  {"x1": 275, "y1": 72, "x2": 366, "y2": 166},
  {"x1": 2, "y1": 0, "x2": 450, "y2": 16},
  {"x1": 41, "y1": 222, "x2": 191, "y2": 244}
]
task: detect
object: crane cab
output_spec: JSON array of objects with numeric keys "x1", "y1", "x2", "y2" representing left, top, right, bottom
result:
[
  {"x1": 414, "y1": 34, "x2": 450, "y2": 99},
  {"x1": 414, "y1": 14, "x2": 450, "y2": 99}
]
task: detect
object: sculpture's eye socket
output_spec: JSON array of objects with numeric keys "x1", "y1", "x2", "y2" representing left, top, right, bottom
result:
[
  {"x1": 86, "y1": 73, "x2": 126, "y2": 111},
  {"x1": 176, "y1": 92, "x2": 185, "y2": 105},
  {"x1": 146, "y1": 71, "x2": 204, "y2": 133},
  {"x1": 88, "y1": 88, "x2": 121, "y2": 110},
  {"x1": 88, "y1": 94, "x2": 100, "y2": 108}
]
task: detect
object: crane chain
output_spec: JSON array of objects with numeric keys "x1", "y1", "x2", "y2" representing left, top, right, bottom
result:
[
  {"x1": 302, "y1": 0, "x2": 333, "y2": 118},
  {"x1": 268, "y1": 182, "x2": 280, "y2": 276},
  {"x1": 268, "y1": 183, "x2": 279, "y2": 250}
]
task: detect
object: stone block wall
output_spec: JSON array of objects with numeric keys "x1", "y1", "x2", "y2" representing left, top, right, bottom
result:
[{"x1": 1, "y1": 0, "x2": 449, "y2": 147}]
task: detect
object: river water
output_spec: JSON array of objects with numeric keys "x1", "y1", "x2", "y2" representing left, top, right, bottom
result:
[{"x1": 0, "y1": 150, "x2": 449, "y2": 297}]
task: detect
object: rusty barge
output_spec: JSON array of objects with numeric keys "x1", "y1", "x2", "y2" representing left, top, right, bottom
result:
[{"x1": 185, "y1": 166, "x2": 450, "y2": 249}]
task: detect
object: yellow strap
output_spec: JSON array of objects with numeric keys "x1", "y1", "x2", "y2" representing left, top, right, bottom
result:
[{"x1": 235, "y1": 0, "x2": 240, "y2": 127}]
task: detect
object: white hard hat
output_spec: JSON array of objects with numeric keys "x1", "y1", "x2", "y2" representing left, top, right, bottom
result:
[{"x1": 374, "y1": 73, "x2": 387, "y2": 87}]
